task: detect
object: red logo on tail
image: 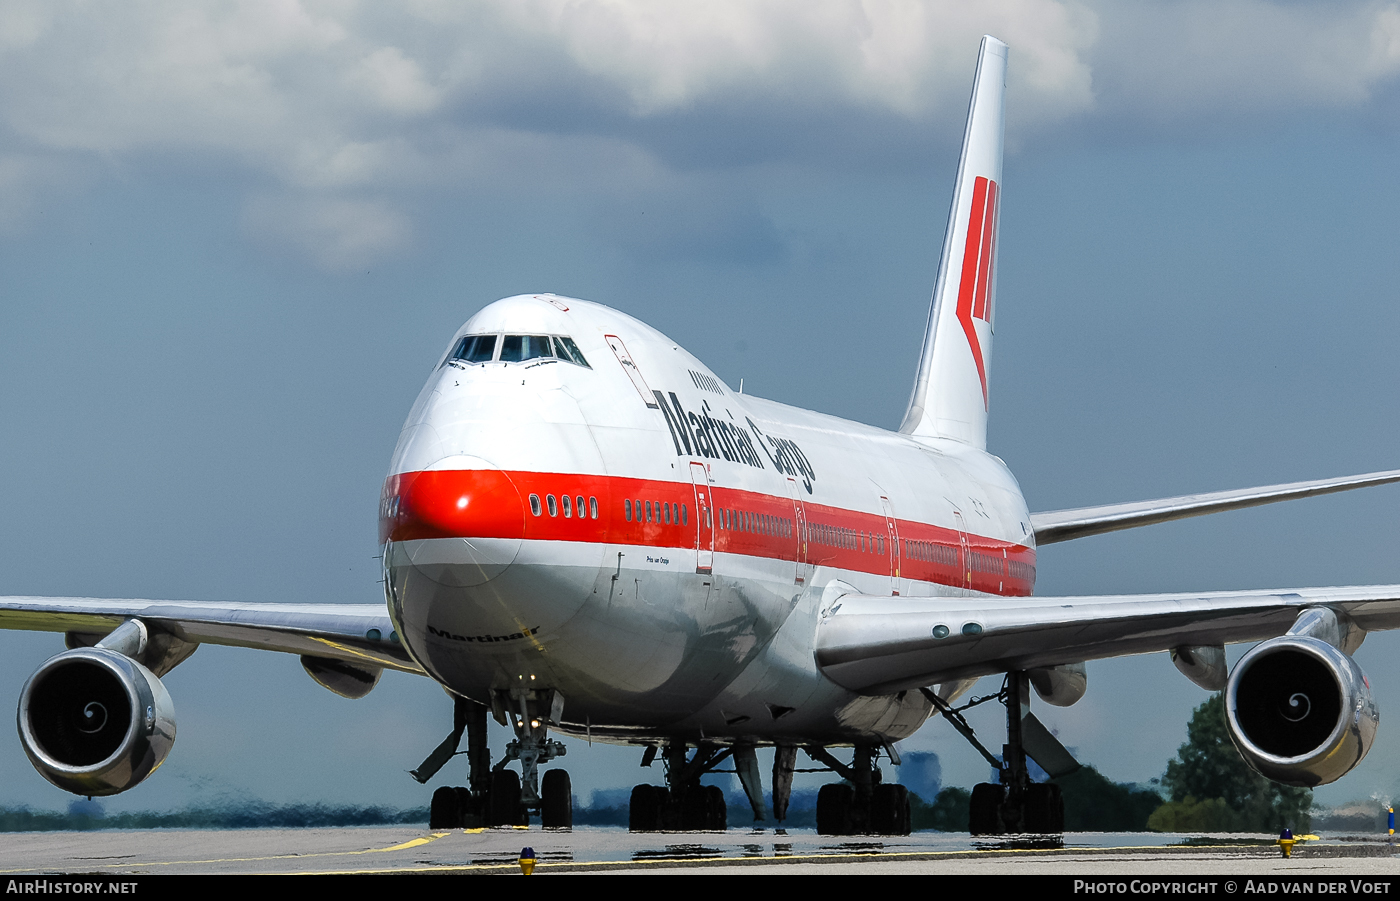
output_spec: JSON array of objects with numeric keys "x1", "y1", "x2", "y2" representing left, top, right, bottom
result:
[{"x1": 956, "y1": 176, "x2": 998, "y2": 410}]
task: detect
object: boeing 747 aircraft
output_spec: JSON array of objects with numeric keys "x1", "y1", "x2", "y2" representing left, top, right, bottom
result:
[{"x1": 5, "y1": 36, "x2": 1399, "y2": 836}]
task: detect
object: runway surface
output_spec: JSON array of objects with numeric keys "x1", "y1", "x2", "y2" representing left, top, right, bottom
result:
[{"x1": 1, "y1": 827, "x2": 1397, "y2": 875}]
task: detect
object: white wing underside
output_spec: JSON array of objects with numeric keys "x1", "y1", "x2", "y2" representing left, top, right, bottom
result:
[
  {"x1": 815, "y1": 585, "x2": 1400, "y2": 694},
  {"x1": 0, "y1": 597, "x2": 421, "y2": 674}
]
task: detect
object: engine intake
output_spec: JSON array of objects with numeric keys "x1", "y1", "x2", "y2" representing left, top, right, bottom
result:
[
  {"x1": 1225, "y1": 635, "x2": 1377, "y2": 787},
  {"x1": 17, "y1": 647, "x2": 176, "y2": 796}
]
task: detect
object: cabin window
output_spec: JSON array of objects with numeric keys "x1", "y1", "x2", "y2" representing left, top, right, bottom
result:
[
  {"x1": 562, "y1": 495, "x2": 572, "y2": 518},
  {"x1": 589, "y1": 497, "x2": 598, "y2": 519},
  {"x1": 529, "y1": 494, "x2": 541, "y2": 516},
  {"x1": 625, "y1": 499, "x2": 632, "y2": 521},
  {"x1": 576, "y1": 496, "x2": 585, "y2": 518},
  {"x1": 664, "y1": 503, "x2": 671, "y2": 525},
  {"x1": 645, "y1": 500, "x2": 653, "y2": 522},
  {"x1": 681, "y1": 504, "x2": 688, "y2": 526},
  {"x1": 547, "y1": 494, "x2": 557, "y2": 516}
]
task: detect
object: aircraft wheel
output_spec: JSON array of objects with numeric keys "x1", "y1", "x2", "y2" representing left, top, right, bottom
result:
[
  {"x1": 629, "y1": 784, "x2": 666, "y2": 832},
  {"x1": 487, "y1": 769, "x2": 523, "y2": 826},
  {"x1": 680, "y1": 784, "x2": 705, "y2": 830},
  {"x1": 429, "y1": 785, "x2": 460, "y2": 829},
  {"x1": 453, "y1": 786, "x2": 480, "y2": 827},
  {"x1": 541, "y1": 769, "x2": 573, "y2": 829},
  {"x1": 706, "y1": 784, "x2": 727, "y2": 831},
  {"x1": 969, "y1": 782, "x2": 1004, "y2": 836},
  {"x1": 1024, "y1": 783, "x2": 1063, "y2": 834},
  {"x1": 816, "y1": 783, "x2": 854, "y2": 835},
  {"x1": 871, "y1": 783, "x2": 911, "y2": 835}
]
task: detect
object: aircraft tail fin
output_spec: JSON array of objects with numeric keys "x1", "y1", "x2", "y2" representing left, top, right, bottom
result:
[{"x1": 899, "y1": 36, "x2": 1007, "y2": 449}]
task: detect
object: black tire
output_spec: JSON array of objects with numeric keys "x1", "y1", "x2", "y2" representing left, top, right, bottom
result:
[
  {"x1": 629, "y1": 784, "x2": 665, "y2": 832},
  {"x1": 487, "y1": 769, "x2": 523, "y2": 827},
  {"x1": 541, "y1": 769, "x2": 573, "y2": 829},
  {"x1": 680, "y1": 784, "x2": 708, "y2": 831},
  {"x1": 429, "y1": 785, "x2": 460, "y2": 829},
  {"x1": 871, "y1": 783, "x2": 911, "y2": 835},
  {"x1": 816, "y1": 783, "x2": 854, "y2": 835},
  {"x1": 706, "y1": 784, "x2": 727, "y2": 831},
  {"x1": 1024, "y1": 782, "x2": 1064, "y2": 835},
  {"x1": 453, "y1": 786, "x2": 480, "y2": 827},
  {"x1": 969, "y1": 782, "x2": 1004, "y2": 836}
]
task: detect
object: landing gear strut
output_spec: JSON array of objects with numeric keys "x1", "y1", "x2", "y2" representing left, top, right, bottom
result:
[
  {"x1": 628, "y1": 741, "x2": 729, "y2": 831},
  {"x1": 922, "y1": 671, "x2": 1070, "y2": 835},
  {"x1": 416, "y1": 691, "x2": 572, "y2": 829}
]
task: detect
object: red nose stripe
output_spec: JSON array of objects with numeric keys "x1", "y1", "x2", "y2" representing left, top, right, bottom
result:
[{"x1": 381, "y1": 469, "x2": 525, "y2": 543}]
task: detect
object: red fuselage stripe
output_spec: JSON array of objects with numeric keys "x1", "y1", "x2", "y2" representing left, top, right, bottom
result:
[{"x1": 382, "y1": 470, "x2": 1036, "y2": 597}]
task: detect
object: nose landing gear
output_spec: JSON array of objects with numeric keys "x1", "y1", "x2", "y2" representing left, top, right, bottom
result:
[{"x1": 415, "y1": 690, "x2": 572, "y2": 829}]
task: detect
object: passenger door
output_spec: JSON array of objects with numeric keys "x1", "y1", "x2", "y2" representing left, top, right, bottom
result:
[{"x1": 690, "y1": 462, "x2": 714, "y2": 574}]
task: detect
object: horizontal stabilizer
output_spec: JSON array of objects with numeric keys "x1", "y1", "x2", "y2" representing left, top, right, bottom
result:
[
  {"x1": 814, "y1": 585, "x2": 1400, "y2": 694},
  {"x1": 1031, "y1": 468, "x2": 1400, "y2": 545}
]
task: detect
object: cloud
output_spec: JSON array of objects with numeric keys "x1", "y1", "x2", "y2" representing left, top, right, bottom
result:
[
  {"x1": 242, "y1": 193, "x2": 412, "y2": 271},
  {"x1": 1089, "y1": 1, "x2": 1400, "y2": 124},
  {"x1": 0, "y1": 1, "x2": 1397, "y2": 266}
]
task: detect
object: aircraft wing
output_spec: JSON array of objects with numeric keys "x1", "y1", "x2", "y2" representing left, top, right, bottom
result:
[
  {"x1": 0, "y1": 596, "x2": 422, "y2": 674},
  {"x1": 1030, "y1": 468, "x2": 1400, "y2": 545},
  {"x1": 813, "y1": 585, "x2": 1400, "y2": 694}
]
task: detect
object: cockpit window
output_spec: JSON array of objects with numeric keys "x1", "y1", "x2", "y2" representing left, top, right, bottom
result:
[
  {"x1": 500, "y1": 335, "x2": 553, "y2": 363},
  {"x1": 445, "y1": 332, "x2": 591, "y2": 368},
  {"x1": 449, "y1": 334, "x2": 498, "y2": 364},
  {"x1": 552, "y1": 336, "x2": 591, "y2": 368}
]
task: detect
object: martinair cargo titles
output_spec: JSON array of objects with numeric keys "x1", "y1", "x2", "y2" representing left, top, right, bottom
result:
[{"x1": 6, "y1": 36, "x2": 1400, "y2": 836}]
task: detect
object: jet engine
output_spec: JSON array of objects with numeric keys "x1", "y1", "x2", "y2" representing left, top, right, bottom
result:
[
  {"x1": 1225, "y1": 634, "x2": 1377, "y2": 787},
  {"x1": 17, "y1": 647, "x2": 176, "y2": 796}
]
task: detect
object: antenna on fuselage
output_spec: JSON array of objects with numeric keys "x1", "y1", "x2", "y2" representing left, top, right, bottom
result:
[{"x1": 899, "y1": 35, "x2": 1006, "y2": 451}]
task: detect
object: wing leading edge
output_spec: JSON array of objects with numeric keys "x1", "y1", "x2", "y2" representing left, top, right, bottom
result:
[
  {"x1": 0, "y1": 596, "x2": 422, "y2": 674},
  {"x1": 1031, "y1": 468, "x2": 1400, "y2": 545},
  {"x1": 814, "y1": 585, "x2": 1400, "y2": 694}
]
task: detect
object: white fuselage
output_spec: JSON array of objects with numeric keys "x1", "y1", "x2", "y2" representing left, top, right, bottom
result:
[{"x1": 381, "y1": 294, "x2": 1035, "y2": 746}]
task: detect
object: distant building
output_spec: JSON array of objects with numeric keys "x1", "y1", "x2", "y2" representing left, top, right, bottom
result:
[{"x1": 898, "y1": 751, "x2": 942, "y2": 801}]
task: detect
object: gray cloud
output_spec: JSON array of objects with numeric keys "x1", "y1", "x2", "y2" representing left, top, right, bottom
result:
[{"x1": 0, "y1": 1, "x2": 1396, "y2": 267}]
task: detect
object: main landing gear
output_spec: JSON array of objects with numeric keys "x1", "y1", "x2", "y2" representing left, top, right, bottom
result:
[
  {"x1": 921, "y1": 671, "x2": 1078, "y2": 836},
  {"x1": 807, "y1": 744, "x2": 911, "y2": 836},
  {"x1": 415, "y1": 690, "x2": 572, "y2": 829},
  {"x1": 624, "y1": 740, "x2": 911, "y2": 836},
  {"x1": 628, "y1": 742, "x2": 731, "y2": 831}
]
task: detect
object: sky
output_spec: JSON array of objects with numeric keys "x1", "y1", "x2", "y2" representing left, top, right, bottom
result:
[{"x1": 2, "y1": 0, "x2": 1400, "y2": 816}]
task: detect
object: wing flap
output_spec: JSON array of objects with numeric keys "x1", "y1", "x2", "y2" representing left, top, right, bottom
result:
[
  {"x1": 1031, "y1": 469, "x2": 1400, "y2": 545},
  {"x1": 814, "y1": 586, "x2": 1400, "y2": 694},
  {"x1": 0, "y1": 597, "x2": 423, "y2": 674}
]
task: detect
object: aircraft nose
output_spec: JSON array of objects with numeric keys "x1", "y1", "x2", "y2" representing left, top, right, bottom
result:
[
  {"x1": 381, "y1": 456, "x2": 525, "y2": 587},
  {"x1": 381, "y1": 457, "x2": 525, "y2": 544}
]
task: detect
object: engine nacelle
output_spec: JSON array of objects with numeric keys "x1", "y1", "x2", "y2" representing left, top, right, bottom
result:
[
  {"x1": 1225, "y1": 635, "x2": 1377, "y2": 787},
  {"x1": 1027, "y1": 662, "x2": 1087, "y2": 707},
  {"x1": 17, "y1": 647, "x2": 176, "y2": 796}
]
